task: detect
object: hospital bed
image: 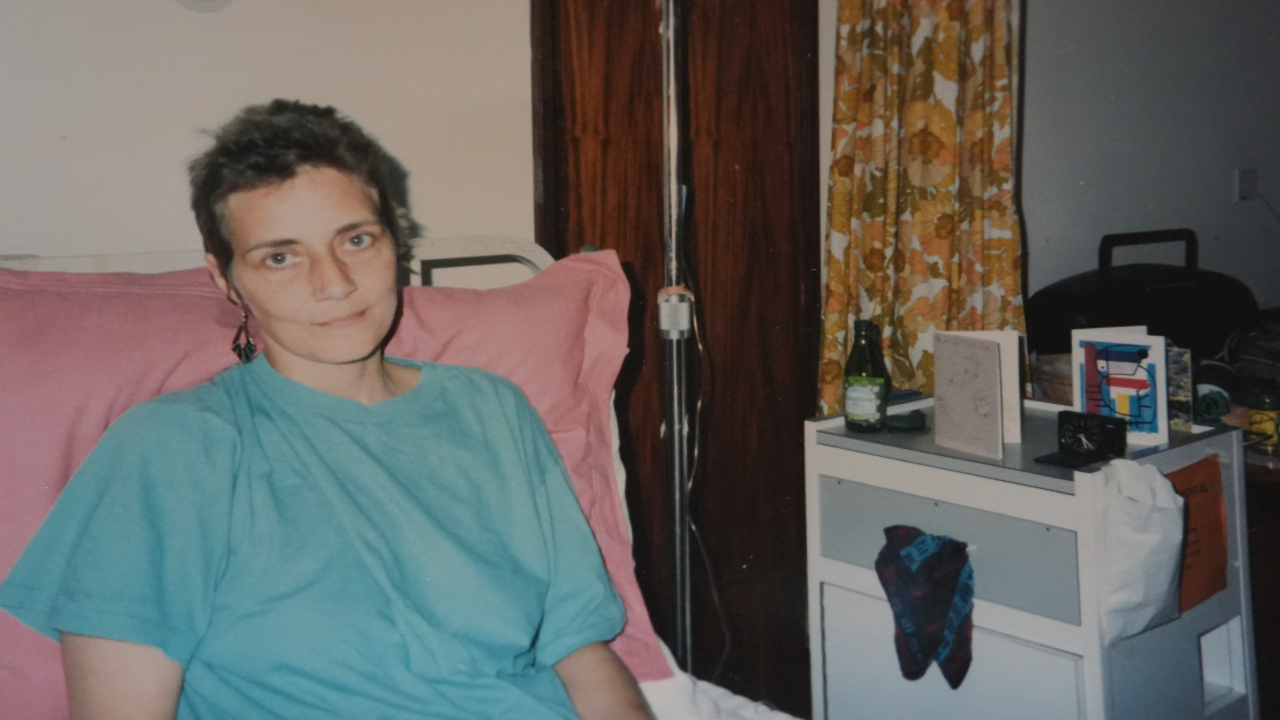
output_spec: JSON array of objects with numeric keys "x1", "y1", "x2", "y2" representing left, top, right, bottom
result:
[{"x1": 0, "y1": 238, "x2": 797, "y2": 720}]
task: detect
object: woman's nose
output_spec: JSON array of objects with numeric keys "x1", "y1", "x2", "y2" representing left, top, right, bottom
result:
[{"x1": 310, "y1": 252, "x2": 356, "y2": 300}]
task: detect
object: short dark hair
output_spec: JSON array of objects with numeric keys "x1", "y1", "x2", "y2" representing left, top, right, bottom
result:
[{"x1": 189, "y1": 100, "x2": 418, "y2": 275}]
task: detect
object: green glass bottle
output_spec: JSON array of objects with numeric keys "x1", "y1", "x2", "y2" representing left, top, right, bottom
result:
[{"x1": 844, "y1": 320, "x2": 889, "y2": 433}]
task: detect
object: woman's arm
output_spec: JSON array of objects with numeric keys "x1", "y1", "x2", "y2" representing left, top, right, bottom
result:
[
  {"x1": 554, "y1": 641, "x2": 654, "y2": 720},
  {"x1": 62, "y1": 633, "x2": 183, "y2": 720}
]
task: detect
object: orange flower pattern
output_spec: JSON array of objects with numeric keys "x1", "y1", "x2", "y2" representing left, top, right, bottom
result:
[{"x1": 819, "y1": 0, "x2": 1025, "y2": 411}]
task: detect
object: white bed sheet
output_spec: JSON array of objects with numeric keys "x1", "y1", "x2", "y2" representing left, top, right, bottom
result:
[{"x1": 642, "y1": 643, "x2": 798, "y2": 720}]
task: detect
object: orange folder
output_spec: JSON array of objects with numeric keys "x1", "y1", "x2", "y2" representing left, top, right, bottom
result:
[{"x1": 1165, "y1": 455, "x2": 1229, "y2": 612}]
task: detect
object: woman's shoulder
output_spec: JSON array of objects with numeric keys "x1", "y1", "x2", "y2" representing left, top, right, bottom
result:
[
  {"x1": 108, "y1": 367, "x2": 244, "y2": 443},
  {"x1": 60, "y1": 369, "x2": 246, "y2": 512}
]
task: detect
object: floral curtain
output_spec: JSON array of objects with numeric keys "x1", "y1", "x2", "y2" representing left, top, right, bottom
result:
[{"x1": 818, "y1": 0, "x2": 1025, "y2": 412}]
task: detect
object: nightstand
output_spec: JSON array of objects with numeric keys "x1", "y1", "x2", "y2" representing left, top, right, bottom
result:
[{"x1": 805, "y1": 401, "x2": 1258, "y2": 720}]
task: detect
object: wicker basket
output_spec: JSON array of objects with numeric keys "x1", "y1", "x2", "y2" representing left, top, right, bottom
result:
[{"x1": 1031, "y1": 353, "x2": 1073, "y2": 406}]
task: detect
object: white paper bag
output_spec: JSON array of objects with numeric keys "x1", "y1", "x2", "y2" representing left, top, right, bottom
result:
[{"x1": 1097, "y1": 459, "x2": 1185, "y2": 646}]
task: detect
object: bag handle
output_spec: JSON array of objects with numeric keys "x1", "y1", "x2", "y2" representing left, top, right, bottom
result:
[{"x1": 1099, "y1": 229, "x2": 1199, "y2": 277}]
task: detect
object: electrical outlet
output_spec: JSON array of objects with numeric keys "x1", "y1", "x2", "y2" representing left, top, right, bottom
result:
[{"x1": 1236, "y1": 168, "x2": 1259, "y2": 202}]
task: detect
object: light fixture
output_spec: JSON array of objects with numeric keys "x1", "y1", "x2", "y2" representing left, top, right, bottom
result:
[{"x1": 176, "y1": 0, "x2": 232, "y2": 12}]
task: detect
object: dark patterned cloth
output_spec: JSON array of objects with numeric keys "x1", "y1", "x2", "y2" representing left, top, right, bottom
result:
[{"x1": 874, "y1": 525, "x2": 975, "y2": 689}]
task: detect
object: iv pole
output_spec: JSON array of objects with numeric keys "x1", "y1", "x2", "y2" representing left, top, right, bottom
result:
[{"x1": 657, "y1": 0, "x2": 694, "y2": 672}]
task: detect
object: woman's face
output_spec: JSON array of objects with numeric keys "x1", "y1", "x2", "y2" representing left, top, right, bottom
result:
[{"x1": 205, "y1": 165, "x2": 399, "y2": 381}]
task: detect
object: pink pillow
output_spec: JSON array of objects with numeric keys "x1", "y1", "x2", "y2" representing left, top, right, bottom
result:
[{"x1": 0, "y1": 250, "x2": 668, "y2": 720}]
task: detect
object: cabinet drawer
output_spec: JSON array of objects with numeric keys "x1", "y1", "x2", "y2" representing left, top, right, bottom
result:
[
  {"x1": 821, "y1": 583, "x2": 1084, "y2": 720},
  {"x1": 820, "y1": 475, "x2": 1081, "y2": 625}
]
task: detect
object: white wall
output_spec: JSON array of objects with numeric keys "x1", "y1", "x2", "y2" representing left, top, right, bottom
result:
[
  {"x1": 818, "y1": 0, "x2": 1280, "y2": 309},
  {"x1": 0, "y1": 0, "x2": 533, "y2": 259}
]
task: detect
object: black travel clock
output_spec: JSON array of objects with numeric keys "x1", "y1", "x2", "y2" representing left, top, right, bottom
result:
[{"x1": 1035, "y1": 410, "x2": 1128, "y2": 469}]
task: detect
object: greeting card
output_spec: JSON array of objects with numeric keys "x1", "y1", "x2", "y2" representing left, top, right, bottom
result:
[
  {"x1": 1072, "y1": 327, "x2": 1169, "y2": 447},
  {"x1": 934, "y1": 333, "x2": 1005, "y2": 460}
]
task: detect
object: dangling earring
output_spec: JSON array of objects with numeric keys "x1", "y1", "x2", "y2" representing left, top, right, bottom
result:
[{"x1": 232, "y1": 307, "x2": 257, "y2": 363}]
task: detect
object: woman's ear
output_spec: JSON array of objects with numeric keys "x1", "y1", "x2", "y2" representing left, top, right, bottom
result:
[{"x1": 204, "y1": 254, "x2": 234, "y2": 302}]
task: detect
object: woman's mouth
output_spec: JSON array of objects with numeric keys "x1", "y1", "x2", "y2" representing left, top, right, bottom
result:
[{"x1": 317, "y1": 309, "x2": 366, "y2": 327}]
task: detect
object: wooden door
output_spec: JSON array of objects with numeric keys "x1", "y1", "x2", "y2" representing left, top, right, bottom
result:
[{"x1": 532, "y1": 1, "x2": 819, "y2": 714}]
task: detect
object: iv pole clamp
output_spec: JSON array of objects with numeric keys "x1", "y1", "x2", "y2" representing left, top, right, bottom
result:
[{"x1": 659, "y1": 0, "x2": 694, "y2": 673}]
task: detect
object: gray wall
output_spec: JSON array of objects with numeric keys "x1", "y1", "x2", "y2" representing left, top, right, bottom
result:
[{"x1": 1021, "y1": 0, "x2": 1280, "y2": 308}]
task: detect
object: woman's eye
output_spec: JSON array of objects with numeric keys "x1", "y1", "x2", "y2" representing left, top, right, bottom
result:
[
  {"x1": 347, "y1": 233, "x2": 372, "y2": 249},
  {"x1": 265, "y1": 252, "x2": 293, "y2": 267}
]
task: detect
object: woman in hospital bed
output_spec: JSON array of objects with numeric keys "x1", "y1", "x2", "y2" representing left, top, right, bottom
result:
[{"x1": 0, "y1": 100, "x2": 652, "y2": 720}]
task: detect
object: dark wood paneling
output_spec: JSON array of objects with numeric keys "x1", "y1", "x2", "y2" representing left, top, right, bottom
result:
[
  {"x1": 1246, "y1": 469, "x2": 1280, "y2": 719},
  {"x1": 531, "y1": 1, "x2": 819, "y2": 715},
  {"x1": 530, "y1": 0, "x2": 676, "y2": 642},
  {"x1": 684, "y1": 3, "x2": 819, "y2": 713},
  {"x1": 529, "y1": 0, "x2": 566, "y2": 258}
]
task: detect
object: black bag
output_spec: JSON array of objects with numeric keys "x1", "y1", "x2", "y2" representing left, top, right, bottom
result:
[{"x1": 1026, "y1": 229, "x2": 1257, "y2": 363}]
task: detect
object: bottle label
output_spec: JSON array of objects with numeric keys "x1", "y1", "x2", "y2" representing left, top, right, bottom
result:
[{"x1": 845, "y1": 377, "x2": 885, "y2": 422}]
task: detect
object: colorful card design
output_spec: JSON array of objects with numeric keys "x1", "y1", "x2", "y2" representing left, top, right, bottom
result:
[
  {"x1": 1167, "y1": 346, "x2": 1193, "y2": 433},
  {"x1": 1072, "y1": 328, "x2": 1169, "y2": 447}
]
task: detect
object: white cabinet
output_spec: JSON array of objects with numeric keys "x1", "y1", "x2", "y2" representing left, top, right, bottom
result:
[{"x1": 805, "y1": 402, "x2": 1258, "y2": 719}]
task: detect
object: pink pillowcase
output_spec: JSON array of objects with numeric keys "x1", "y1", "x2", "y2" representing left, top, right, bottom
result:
[{"x1": 0, "y1": 250, "x2": 669, "y2": 720}]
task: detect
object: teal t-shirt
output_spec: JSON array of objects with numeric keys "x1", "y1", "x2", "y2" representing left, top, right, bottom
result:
[{"x1": 0, "y1": 358, "x2": 624, "y2": 719}]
